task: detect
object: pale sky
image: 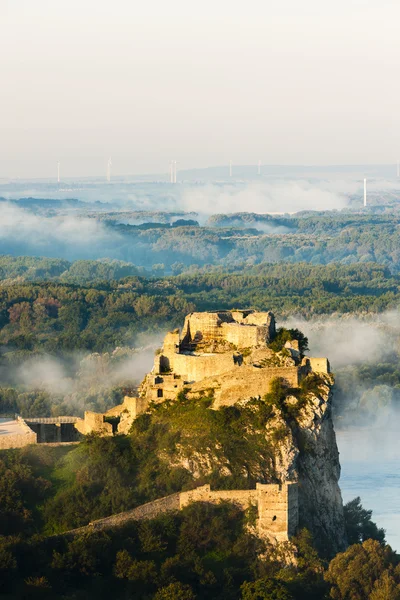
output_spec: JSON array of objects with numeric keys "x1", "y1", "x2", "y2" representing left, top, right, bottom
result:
[{"x1": 1, "y1": 0, "x2": 399, "y2": 177}]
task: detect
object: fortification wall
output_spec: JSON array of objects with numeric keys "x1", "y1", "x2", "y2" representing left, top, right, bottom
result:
[
  {"x1": 190, "y1": 365, "x2": 301, "y2": 407},
  {"x1": 75, "y1": 411, "x2": 113, "y2": 436},
  {"x1": 221, "y1": 323, "x2": 267, "y2": 348},
  {"x1": 182, "y1": 312, "x2": 229, "y2": 342},
  {"x1": 180, "y1": 311, "x2": 275, "y2": 348},
  {"x1": 0, "y1": 430, "x2": 37, "y2": 449},
  {"x1": 0, "y1": 417, "x2": 37, "y2": 450},
  {"x1": 179, "y1": 485, "x2": 257, "y2": 509},
  {"x1": 88, "y1": 493, "x2": 181, "y2": 531},
  {"x1": 256, "y1": 483, "x2": 297, "y2": 542},
  {"x1": 117, "y1": 397, "x2": 149, "y2": 433},
  {"x1": 308, "y1": 357, "x2": 330, "y2": 374},
  {"x1": 171, "y1": 352, "x2": 237, "y2": 382},
  {"x1": 239, "y1": 311, "x2": 275, "y2": 332},
  {"x1": 63, "y1": 482, "x2": 298, "y2": 544}
]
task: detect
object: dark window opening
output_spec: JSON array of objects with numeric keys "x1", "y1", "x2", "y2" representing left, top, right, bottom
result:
[
  {"x1": 272, "y1": 515, "x2": 277, "y2": 521},
  {"x1": 157, "y1": 389, "x2": 163, "y2": 398}
]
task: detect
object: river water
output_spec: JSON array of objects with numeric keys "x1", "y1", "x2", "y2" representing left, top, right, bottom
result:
[{"x1": 336, "y1": 429, "x2": 400, "y2": 552}]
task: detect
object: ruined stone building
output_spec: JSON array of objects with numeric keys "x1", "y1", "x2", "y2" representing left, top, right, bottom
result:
[
  {"x1": 74, "y1": 309, "x2": 330, "y2": 436},
  {"x1": 140, "y1": 310, "x2": 329, "y2": 409}
]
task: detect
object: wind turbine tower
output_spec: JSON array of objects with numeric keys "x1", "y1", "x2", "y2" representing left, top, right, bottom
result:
[
  {"x1": 363, "y1": 178, "x2": 367, "y2": 207},
  {"x1": 258, "y1": 160, "x2": 261, "y2": 176},
  {"x1": 107, "y1": 157, "x2": 112, "y2": 182},
  {"x1": 170, "y1": 161, "x2": 177, "y2": 183},
  {"x1": 229, "y1": 160, "x2": 232, "y2": 177},
  {"x1": 397, "y1": 160, "x2": 399, "y2": 178},
  {"x1": 57, "y1": 161, "x2": 60, "y2": 184}
]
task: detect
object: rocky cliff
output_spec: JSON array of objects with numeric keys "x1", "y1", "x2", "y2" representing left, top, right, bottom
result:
[{"x1": 266, "y1": 374, "x2": 347, "y2": 554}]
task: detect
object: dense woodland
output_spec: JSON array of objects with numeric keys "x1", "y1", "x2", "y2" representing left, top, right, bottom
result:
[{"x1": 0, "y1": 261, "x2": 398, "y2": 354}]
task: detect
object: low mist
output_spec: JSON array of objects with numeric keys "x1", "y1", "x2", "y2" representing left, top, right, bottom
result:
[
  {"x1": 283, "y1": 312, "x2": 400, "y2": 430},
  {"x1": 1, "y1": 336, "x2": 163, "y2": 416},
  {"x1": 181, "y1": 180, "x2": 350, "y2": 216},
  {"x1": 0, "y1": 203, "x2": 124, "y2": 261}
]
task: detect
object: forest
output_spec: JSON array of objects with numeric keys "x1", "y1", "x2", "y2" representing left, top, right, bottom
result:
[{"x1": 2, "y1": 203, "x2": 400, "y2": 271}]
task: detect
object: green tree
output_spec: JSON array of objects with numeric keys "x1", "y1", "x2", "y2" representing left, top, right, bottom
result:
[
  {"x1": 325, "y1": 539, "x2": 396, "y2": 600},
  {"x1": 344, "y1": 498, "x2": 385, "y2": 545},
  {"x1": 241, "y1": 578, "x2": 294, "y2": 600},
  {"x1": 154, "y1": 582, "x2": 196, "y2": 600}
]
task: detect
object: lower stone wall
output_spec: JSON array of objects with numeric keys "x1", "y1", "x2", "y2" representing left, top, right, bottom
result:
[
  {"x1": 62, "y1": 483, "x2": 298, "y2": 544},
  {"x1": 88, "y1": 493, "x2": 181, "y2": 531},
  {"x1": 180, "y1": 485, "x2": 257, "y2": 510}
]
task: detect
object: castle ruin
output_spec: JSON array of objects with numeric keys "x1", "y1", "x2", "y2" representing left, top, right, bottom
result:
[
  {"x1": 1, "y1": 310, "x2": 330, "y2": 448},
  {"x1": 71, "y1": 309, "x2": 330, "y2": 435},
  {"x1": 140, "y1": 310, "x2": 329, "y2": 409}
]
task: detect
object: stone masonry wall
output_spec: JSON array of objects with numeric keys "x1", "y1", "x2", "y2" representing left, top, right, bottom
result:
[
  {"x1": 0, "y1": 429, "x2": 37, "y2": 449},
  {"x1": 64, "y1": 483, "x2": 298, "y2": 544},
  {"x1": 308, "y1": 357, "x2": 330, "y2": 374},
  {"x1": 181, "y1": 311, "x2": 275, "y2": 347},
  {"x1": 221, "y1": 322, "x2": 269, "y2": 348},
  {"x1": 171, "y1": 352, "x2": 237, "y2": 382},
  {"x1": 190, "y1": 365, "x2": 301, "y2": 407},
  {"x1": 75, "y1": 411, "x2": 113, "y2": 436},
  {"x1": 0, "y1": 417, "x2": 37, "y2": 450}
]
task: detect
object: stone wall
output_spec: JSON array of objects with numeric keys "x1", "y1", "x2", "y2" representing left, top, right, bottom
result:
[
  {"x1": 64, "y1": 482, "x2": 298, "y2": 544},
  {"x1": 75, "y1": 411, "x2": 113, "y2": 436},
  {"x1": 88, "y1": 493, "x2": 181, "y2": 530},
  {"x1": 171, "y1": 352, "x2": 237, "y2": 383},
  {"x1": 221, "y1": 322, "x2": 270, "y2": 348},
  {"x1": 181, "y1": 311, "x2": 275, "y2": 347},
  {"x1": 308, "y1": 357, "x2": 330, "y2": 374},
  {"x1": 28, "y1": 422, "x2": 82, "y2": 443},
  {"x1": 190, "y1": 365, "x2": 301, "y2": 407},
  {"x1": 181, "y1": 312, "x2": 233, "y2": 343},
  {"x1": 0, "y1": 417, "x2": 37, "y2": 450}
]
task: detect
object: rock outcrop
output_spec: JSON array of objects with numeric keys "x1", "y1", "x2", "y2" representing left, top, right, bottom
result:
[{"x1": 267, "y1": 374, "x2": 347, "y2": 554}]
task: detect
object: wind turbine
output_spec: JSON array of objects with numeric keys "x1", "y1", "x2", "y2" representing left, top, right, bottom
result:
[
  {"x1": 107, "y1": 157, "x2": 112, "y2": 182},
  {"x1": 170, "y1": 160, "x2": 177, "y2": 183},
  {"x1": 364, "y1": 178, "x2": 367, "y2": 207}
]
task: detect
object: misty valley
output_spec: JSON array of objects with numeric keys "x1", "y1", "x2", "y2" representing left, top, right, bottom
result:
[{"x1": 1, "y1": 177, "x2": 400, "y2": 599}]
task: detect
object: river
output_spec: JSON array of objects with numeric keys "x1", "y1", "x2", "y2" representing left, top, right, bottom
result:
[{"x1": 336, "y1": 428, "x2": 400, "y2": 552}]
